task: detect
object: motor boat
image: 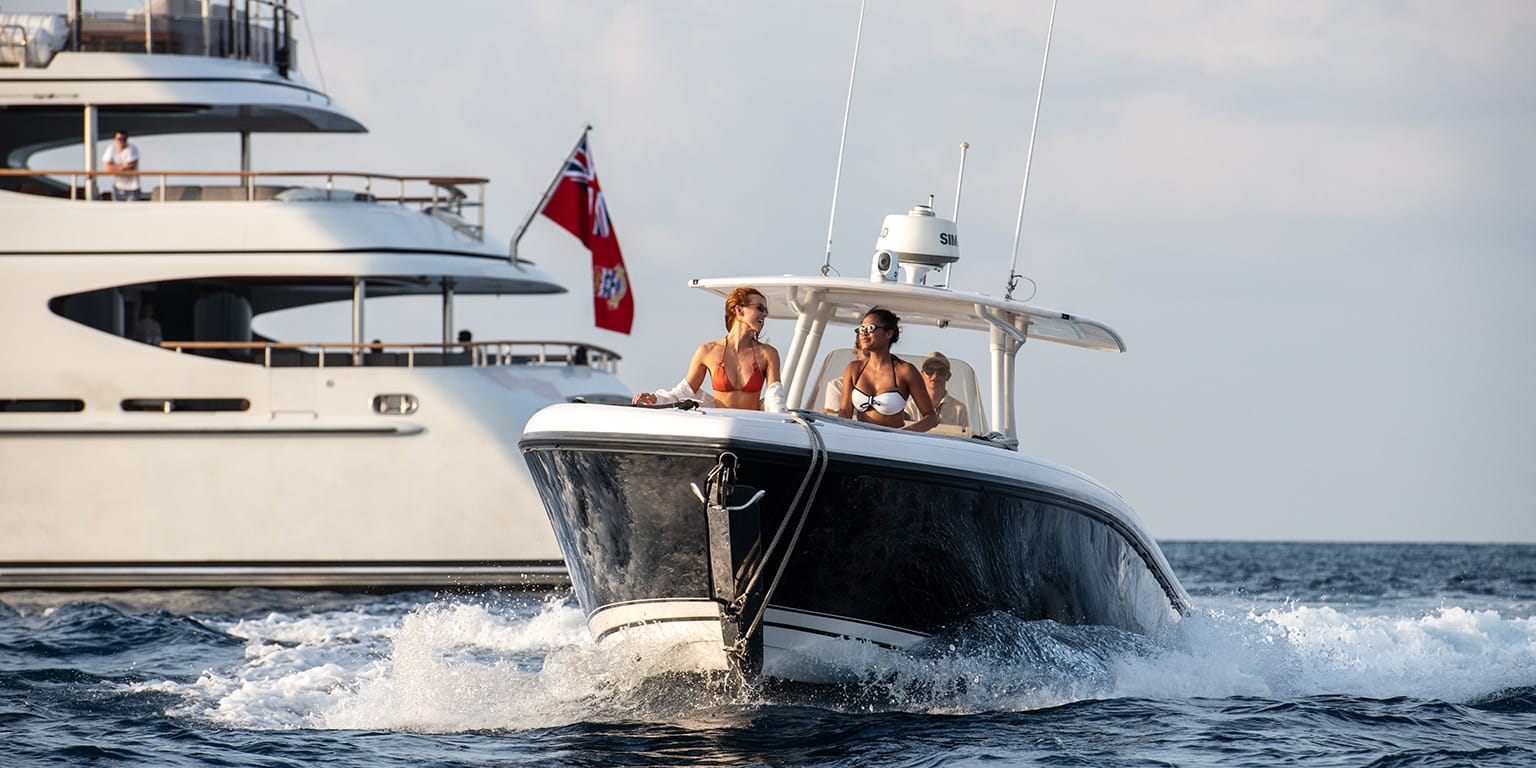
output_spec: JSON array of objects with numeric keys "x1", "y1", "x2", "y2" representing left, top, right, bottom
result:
[
  {"x1": 520, "y1": 201, "x2": 1190, "y2": 682},
  {"x1": 0, "y1": 2, "x2": 629, "y2": 588}
]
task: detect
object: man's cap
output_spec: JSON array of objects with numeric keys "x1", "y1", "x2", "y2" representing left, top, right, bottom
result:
[{"x1": 921, "y1": 351, "x2": 950, "y2": 373}]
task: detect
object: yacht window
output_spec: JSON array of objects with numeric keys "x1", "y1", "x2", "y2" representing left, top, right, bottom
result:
[
  {"x1": 372, "y1": 394, "x2": 419, "y2": 415},
  {"x1": 0, "y1": 399, "x2": 85, "y2": 413},
  {"x1": 121, "y1": 398, "x2": 250, "y2": 412}
]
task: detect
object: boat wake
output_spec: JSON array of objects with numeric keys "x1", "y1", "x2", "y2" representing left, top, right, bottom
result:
[{"x1": 135, "y1": 593, "x2": 1536, "y2": 732}]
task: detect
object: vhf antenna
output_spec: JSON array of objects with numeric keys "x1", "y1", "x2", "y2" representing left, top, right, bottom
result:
[
  {"x1": 822, "y1": 0, "x2": 867, "y2": 277},
  {"x1": 1006, "y1": 0, "x2": 1059, "y2": 300}
]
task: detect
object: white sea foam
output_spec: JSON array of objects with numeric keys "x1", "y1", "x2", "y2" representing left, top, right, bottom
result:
[
  {"x1": 145, "y1": 596, "x2": 1536, "y2": 730},
  {"x1": 148, "y1": 595, "x2": 749, "y2": 731},
  {"x1": 1115, "y1": 603, "x2": 1536, "y2": 703}
]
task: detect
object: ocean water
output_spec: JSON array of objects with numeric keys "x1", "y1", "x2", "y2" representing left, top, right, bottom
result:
[{"x1": 2, "y1": 542, "x2": 1533, "y2": 767}]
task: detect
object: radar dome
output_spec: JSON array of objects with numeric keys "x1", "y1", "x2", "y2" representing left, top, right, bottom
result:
[{"x1": 871, "y1": 202, "x2": 959, "y2": 285}]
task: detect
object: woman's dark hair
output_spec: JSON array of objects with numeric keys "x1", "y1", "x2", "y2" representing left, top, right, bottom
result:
[{"x1": 865, "y1": 307, "x2": 900, "y2": 345}]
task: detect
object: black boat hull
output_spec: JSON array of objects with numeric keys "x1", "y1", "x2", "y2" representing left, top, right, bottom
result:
[{"x1": 522, "y1": 407, "x2": 1186, "y2": 682}]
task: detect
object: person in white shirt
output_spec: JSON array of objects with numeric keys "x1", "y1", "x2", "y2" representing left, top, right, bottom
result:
[
  {"x1": 102, "y1": 130, "x2": 141, "y2": 201},
  {"x1": 822, "y1": 349, "x2": 864, "y2": 414}
]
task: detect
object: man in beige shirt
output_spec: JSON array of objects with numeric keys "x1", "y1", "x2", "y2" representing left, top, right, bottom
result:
[{"x1": 907, "y1": 351, "x2": 969, "y2": 431}]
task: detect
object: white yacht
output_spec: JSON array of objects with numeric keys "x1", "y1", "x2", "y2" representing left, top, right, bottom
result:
[{"x1": 0, "y1": 2, "x2": 629, "y2": 588}]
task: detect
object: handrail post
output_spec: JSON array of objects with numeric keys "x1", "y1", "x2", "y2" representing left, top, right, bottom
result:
[{"x1": 270, "y1": 0, "x2": 279, "y2": 70}]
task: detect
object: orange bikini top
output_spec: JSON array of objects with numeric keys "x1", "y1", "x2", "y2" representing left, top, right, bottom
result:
[{"x1": 713, "y1": 353, "x2": 764, "y2": 394}]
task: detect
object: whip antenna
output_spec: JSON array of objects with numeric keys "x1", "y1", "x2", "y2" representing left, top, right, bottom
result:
[
  {"x1": 822, "y1": 0, "x2": 868, "y2": 277},
  {"x1": 1006, "y1": 0, "x2": 1059, "y2": 300},
  {"x1": 952, "y1": 142, "x2": 970, "y2": 223},
  {"x1": 945, "y1": 141, "x2": 970, "y2": 288}
]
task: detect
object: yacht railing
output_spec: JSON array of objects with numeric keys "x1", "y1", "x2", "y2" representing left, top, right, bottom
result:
[
  {"x1": 0, "y1": 169, "x2": 488, "y2": 239},
  {"x1": 159, "y1": 340, "x2": 622, "y2": 374},
  {"x1": 0, "y1": 1, "x2": 300, "y2": 72}
]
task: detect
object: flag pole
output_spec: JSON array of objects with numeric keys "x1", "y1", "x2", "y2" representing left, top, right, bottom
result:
[{"x1": 510, "y1": 124, "x2": 592, "y2": 263}]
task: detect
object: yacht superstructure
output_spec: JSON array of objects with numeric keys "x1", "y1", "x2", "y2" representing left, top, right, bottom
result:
[{"x1": 0, "y1": 2, "x2": 629, "y2": 588}]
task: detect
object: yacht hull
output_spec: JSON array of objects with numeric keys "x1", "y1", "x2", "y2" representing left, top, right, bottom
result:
[
  {"x1": 521, "y1": 403, "x2": 1187, "y2": 681},
  {"x1": 0, "y1": 364, "x2": 627, "y2": 590}
]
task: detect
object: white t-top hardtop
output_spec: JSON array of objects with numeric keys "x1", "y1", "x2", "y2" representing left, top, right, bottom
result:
[{"x1": 689, "y1": 275, "x2": 1125, "y2": 352}]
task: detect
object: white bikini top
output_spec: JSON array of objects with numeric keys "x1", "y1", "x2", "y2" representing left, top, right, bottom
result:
[
  {"x1": 850, "y1": 356, "x2": 907, "y2": 416},
  {"x1": 851, "y1": 387, "x2": 906, "y2": 416}
]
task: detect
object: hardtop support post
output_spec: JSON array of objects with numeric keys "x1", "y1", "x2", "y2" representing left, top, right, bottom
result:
[{"x1": 783, "y1": 291, "x2": 831, "y2": 409}]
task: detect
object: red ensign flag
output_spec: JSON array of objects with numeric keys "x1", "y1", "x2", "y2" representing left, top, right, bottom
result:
[{"x1": 538, "y1": 136, "x2": 633, "y2": 334}]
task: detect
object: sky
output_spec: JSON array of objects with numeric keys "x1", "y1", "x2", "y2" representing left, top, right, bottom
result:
[{"x1": 126, "y1": 1, "x2": 1534, "y2": 543}]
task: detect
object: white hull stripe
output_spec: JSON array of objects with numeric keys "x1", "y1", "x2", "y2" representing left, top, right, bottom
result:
[
  {"x1": 588, "y1": 599, "x2": 723, "y2": 642},
  {"x1": 762, "y1": 606, "x2": 928, "y2": 649},
  {"x1": 588, "y1": 602, "x2": 931, "y2": 650}
]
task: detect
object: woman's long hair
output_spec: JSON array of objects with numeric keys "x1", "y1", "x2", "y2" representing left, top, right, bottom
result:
[{"x1": 724, "y1": 286, "x2": 766, "y2": 333}]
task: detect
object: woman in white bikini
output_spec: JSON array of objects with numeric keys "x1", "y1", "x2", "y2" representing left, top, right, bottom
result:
[
  {"x1": 837, "y1": 307, "x2": 936, "y2": 431},
  {"x1": 632, "y1": 286, "x2": 785, "y2": 411}
]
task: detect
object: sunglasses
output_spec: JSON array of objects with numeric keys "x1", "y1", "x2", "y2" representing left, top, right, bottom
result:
[
  {"x1": 922, "y1": 367, "x2": 949, "y2": 376},
  {"x1": 744, "y1": 303, "x2": 768, "y2": 313},
  {"x1": 854, "y1": 324, "x2": 888, "y2": 335}
]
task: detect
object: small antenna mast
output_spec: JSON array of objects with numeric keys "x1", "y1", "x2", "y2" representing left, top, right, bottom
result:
[
  {"x1": 946, "y1": 141, "x2": 969, "y2": 288},
  {"x1": 952, "y1": 142, "x2": 970, "y2": 222},
  {"x1": 822, "y1": 0, "x2": 868, "y2": 277},
  {"x1": 1006, "y1": 0, "x2": 1059, "y2": 300}
]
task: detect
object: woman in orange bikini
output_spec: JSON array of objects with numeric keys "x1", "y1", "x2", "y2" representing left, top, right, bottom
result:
[
  {"x1": 632, "y1": 286, "x2": 786, "y2": 411},
  {"x1": 837, "y1": 307, "x2": 936, "y2": 431}
]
